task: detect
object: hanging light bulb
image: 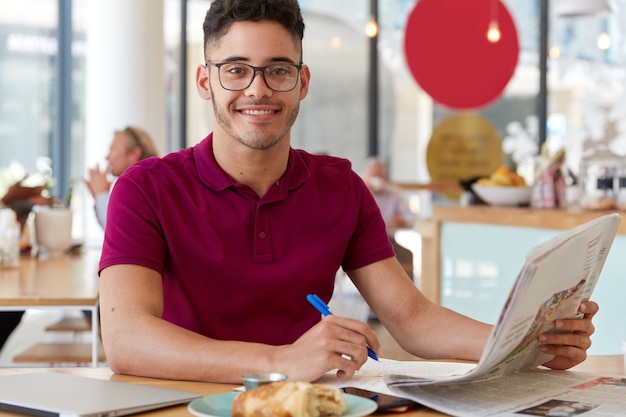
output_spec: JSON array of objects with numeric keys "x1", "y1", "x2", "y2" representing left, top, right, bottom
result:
[
  {"x1": 487, "y1": 20, "x2": 501, "y2": 43},
  {"x1": 597, "y1": 32, "x2": 611, "y2": 50},
  {"x1": 364, "y1": 19, "x2": 378, "y2": 38},
  {"x1": 549, "y1": 45, "x2": 561, "y2": 59},
  {"x1": 487, "y1": 0, "x2": 501, "y2": 43}
]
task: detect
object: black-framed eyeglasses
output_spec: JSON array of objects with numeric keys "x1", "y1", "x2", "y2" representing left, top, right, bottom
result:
[{"x1": 205, "y1": 61, "x2": 303, "y2": 92}]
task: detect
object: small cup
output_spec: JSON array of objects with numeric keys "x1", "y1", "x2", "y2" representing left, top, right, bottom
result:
[{"x1": 242, "y1": 373, "x2": 287, "y2": 391}]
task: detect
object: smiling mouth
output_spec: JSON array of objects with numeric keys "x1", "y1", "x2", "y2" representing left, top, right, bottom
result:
[{"x1": 240, "y1": 109, "x2": 276, "y2": 115}]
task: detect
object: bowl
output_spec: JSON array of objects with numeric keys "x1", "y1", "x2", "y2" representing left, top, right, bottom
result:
[{"x1": 471, "y1": 184, "x2": 531, "y2": 207}]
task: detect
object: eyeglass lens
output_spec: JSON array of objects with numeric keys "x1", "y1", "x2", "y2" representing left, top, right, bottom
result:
[{"x1": 217, "y1": 63, "x2": 300, "y2": 92}]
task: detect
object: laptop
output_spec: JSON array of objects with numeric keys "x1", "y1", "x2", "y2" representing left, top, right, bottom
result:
[{"x1": 0, "y1": 372, "x2": 202, "y2": 417}]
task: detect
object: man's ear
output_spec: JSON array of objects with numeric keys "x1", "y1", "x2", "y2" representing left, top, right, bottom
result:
[
  {"x1": 298, "y1": 64, "x2": 311, "y2": 101},
  {"x1": 196, "y1": 64, "x2": 211, "y2": 101}
]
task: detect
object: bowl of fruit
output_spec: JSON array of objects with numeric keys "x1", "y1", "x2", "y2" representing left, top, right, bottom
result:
[{"x1": 471, "y1": 166, "x2": 531, "y2": 207}]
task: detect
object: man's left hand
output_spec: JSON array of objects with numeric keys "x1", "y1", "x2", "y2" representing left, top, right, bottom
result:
[{"x1": 538, "y1": 300, "x2": 598, "y2": 370}]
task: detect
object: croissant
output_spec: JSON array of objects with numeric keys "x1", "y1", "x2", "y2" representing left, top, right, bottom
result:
[{"x1": 231, "y1": 381, "x2": 347, "y2": 417}]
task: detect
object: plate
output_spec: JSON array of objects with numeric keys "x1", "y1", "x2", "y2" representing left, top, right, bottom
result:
[{"x1": 188, "y1": 392, "x2": 377, "y2": 417}]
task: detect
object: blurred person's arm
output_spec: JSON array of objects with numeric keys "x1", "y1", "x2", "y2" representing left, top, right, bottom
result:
[
  {"x1": 388, "y1": 185, "x2": 417, "y2": 228},
  {"x1": 84, "y1": 166, "x2": 111, "y2": 228},
  {"x1": 93, "y1": 192, "x2": 109, "y2": 228}
]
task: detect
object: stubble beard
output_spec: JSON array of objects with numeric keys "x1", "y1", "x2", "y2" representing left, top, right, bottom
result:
[{"x1": 210, "y1": 86, "x2": 300, "y2": 151}]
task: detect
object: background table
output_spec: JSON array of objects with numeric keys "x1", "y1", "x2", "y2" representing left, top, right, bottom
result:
[{"x1": 0, "y1": 248, "x2": 101, "y2": 366}]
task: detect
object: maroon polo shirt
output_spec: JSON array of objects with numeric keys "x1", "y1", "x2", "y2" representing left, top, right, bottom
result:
[{"x1": 100, "y1": 134, "x2": 394, "y2": 345}]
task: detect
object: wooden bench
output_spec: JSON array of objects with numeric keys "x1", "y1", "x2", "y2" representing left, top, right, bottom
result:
[
  {"x1": 45, "y1": 316, "x2": 92, "y2": 332},
  {"x1": 13, "y1": 342, "x2": 106, "y2": 365},
  {"x1": 13, "y1": 314, "x2": 105, "y2": 365}
]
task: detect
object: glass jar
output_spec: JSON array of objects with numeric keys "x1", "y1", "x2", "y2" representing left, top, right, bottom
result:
[
  {"x1": 579, "y1": 157, "x2": 618, "y2": 210},
  {"x1": 0, "y1": 208, "x2": 20, "y2": 269}
]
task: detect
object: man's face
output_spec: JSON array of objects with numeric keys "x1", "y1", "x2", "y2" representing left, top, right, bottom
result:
[
  {"x1": 197, "y1": 20, "x2": 310, "y2": 151},
  {"x1": 105, "y1": 132, "x2": 140, "y2": 177},
  {"x1": 364, "y1": 162, "x2": 388, "y2": 192},
  {"x1": 365, "y1": 162, "x2": 387, "y2": 180}
]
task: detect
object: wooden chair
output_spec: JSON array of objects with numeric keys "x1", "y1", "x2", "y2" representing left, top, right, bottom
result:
[{"x1": 391, "y1": 236, "x2": 414, "y2": 281}]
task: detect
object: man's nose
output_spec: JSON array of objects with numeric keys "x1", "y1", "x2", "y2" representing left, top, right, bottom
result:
[{"x1": 245, "y1": 70, "x2": 272, "y2": 96}]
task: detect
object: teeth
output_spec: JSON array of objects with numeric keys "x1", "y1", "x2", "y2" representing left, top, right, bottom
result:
[{"x1": 241, "y1": 109, "x2": 274, "y2": 115}]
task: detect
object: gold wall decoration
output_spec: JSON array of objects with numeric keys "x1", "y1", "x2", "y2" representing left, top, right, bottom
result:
[{"x1": 427, "y1": 114, "x2": 503, "y2": 199}]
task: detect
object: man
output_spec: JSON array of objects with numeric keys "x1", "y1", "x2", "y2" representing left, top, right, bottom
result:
[
  {"x1": 84, "y1": 126, "x2": 158, "y2": 228},
  {"x1": 99, "y1": 0, "x2": 598, "y2": 384},
  {"x1": 362, "y1": 157, "x2": 417, "y2": 280},
  {"x1": 362, "y1": 157, "x2": 416, "y2": 229}
]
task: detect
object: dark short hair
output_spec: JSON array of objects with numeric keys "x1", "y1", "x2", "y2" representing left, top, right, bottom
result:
[{"x1": 203, "y1": 0, "x2": 305, "y2": 60}]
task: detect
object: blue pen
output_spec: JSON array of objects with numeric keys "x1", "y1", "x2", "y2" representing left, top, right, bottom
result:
[{"x1": 306, "y1": 293, "x2": 379, "y2": 361}]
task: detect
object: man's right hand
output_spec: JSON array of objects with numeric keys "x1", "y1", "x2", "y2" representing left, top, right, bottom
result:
[{"x1": 274, "y1": 315, "x2": 381, "y2": 381}]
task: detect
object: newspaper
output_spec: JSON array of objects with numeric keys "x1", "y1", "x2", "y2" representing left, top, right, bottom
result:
[
  {"x1": 387, "y1": 370, "x2": 626, "y2": 416},
  {"x1": 316, "y1": 358, "x2": 477, "y2": 396},
  {"x1": 381, "y1": 213, "x2": 623, "y2": 416},
  {"x1": 317, "y1": 213, "x2": 623, "y2": 416}
]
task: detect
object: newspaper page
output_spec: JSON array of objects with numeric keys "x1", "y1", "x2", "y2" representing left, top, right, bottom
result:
[
  {"x1": 474, "y1": 212, "x2": 621, "y2": 377},
  {"x1": 315, "y1": 358, "x2": 476, "y2": 395},
  {"x1": 381, "y1": 213, "x2": 622, "y2": 416},
  {"x1": 387, "y1": 370, "x2": 626, "y2": 417}
]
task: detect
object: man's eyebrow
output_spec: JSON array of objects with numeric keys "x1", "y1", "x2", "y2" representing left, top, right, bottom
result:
[
  {"x1": 268, "y1": 56, "x2": 299, "y2": 64},
  {"x1": 218, "y1": 56, "x2": 247, "y2": 62},
  {"x1": 215, "y1": 56, "x2": 299, "y2": 64}
]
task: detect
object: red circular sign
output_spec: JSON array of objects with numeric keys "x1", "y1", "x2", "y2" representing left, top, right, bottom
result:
[{"x1": 404, "y1": 0, "x2": 520, "y2": 110}]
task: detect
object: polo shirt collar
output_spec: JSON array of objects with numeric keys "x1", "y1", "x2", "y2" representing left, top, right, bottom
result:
[{"x1": 195, "y1": 133, "x2": 310, "y2": 195}]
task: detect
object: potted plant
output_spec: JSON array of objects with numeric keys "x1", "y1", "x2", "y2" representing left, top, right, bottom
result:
[
  {"x1": 29, "y1": 158, "x2": 75, "y2": 258},
  {"x1": 33, "y1": 207, "x2": 73, "y2": 257}
]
